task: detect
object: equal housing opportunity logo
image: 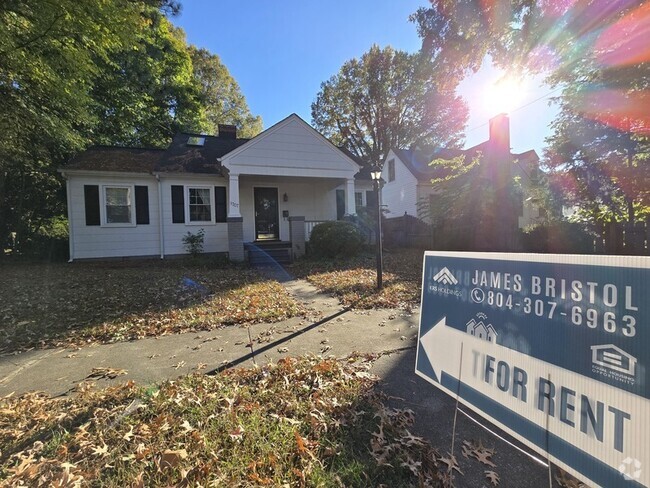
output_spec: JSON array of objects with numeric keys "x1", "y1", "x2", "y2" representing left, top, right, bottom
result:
[{"x1": 591, "y1": 344, "x2": 637, "y2": 386}]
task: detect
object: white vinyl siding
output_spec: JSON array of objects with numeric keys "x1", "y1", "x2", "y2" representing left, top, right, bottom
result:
[
  {"x1": 68, "y1": 176, "x2": 159, "y2": 259},
  {"x1": 161, "y1": 177, "x2": 229, "y2": 255},
  {"x1": 381, "y1": 151, "x2": 419, "y2": 218},
  {"x1": 222, "y1": 115, "x2": 359, "y2": 179}
]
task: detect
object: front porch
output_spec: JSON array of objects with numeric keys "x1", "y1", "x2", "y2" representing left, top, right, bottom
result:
[{"x1": 216, "y1": 114, "x2": 366, "y2": 262}]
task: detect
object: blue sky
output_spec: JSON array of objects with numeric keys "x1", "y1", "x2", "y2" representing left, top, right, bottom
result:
[{"x1": 175, "y1": 0, "x2": 558, "y2": 156}]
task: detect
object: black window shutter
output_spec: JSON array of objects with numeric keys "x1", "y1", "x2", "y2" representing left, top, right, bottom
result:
[
  {"x1": 135, "y1": 186, "x2": 149, "y2": 225},
  {"x1": 215, "y1": 186, "x2": 227, "y2": 222},
  {"x1": 171, "y1": 185, "x2": 185, "y2": 223},
  {"x1": 84, "y1": 185, "x2": 100, "y2": 226}
]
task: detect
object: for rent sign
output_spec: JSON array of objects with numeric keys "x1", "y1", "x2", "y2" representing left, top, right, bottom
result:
[{"x1": 415, "y1": 252, "x2": 649, "y2": 488}]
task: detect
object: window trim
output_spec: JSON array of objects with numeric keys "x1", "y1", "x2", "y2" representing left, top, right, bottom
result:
[
  {"x1": 185, "y1": 185, "x2": 214, "y2": 225},
  {"x1": 355, "y1": 191, "x2": 364, "y2": 208},
  {"x1": 101, "y1": 184, "x2": 136, "y2": 227},
  {"x1": 387, "y1": 159, "x2": 396, "y2": 182}
]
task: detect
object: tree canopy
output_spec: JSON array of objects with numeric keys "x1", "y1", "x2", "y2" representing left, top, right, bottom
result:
[
  {"x1": 412, "y1": 0, "x2": 650, "y2": 223},
  {"x1": 0, "y1": 0, "x2": 261, "y2": 253},
  {"x1": 189, "y1": 46, "x2": 263, "y2": 139},
  {"x1": 311, "y1": 45, "x2": 468, "y2": 167}
]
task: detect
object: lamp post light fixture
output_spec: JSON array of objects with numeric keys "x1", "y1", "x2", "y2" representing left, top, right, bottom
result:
[{"x1": 370, "y1": 166, "x2": 383, "y2": 290}]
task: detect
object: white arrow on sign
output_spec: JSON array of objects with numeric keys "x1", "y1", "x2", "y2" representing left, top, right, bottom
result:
[
  {"x1": 417, "y1": 316, "x2": 650, "y2": 488},
  {"x1": 418, "y1": 316, "x2": 467, "y2": 384}
]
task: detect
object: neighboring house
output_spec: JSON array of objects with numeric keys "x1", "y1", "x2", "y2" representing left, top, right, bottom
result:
[
  {"x1": 380, "y1": 114, "x2": 543, "y2": 230},
  {"x1": 60, "y1": 114, "x2": 373, "y2": 261}
]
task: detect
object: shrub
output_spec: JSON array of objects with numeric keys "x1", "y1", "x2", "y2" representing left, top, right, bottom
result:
[
  {"x1": 309, "y1": 221, "x2": 363, "y2": 258},
  {"x1": 182, "y1": 228, "x2": 205, "y2": 257},
  {"x1": 14, "y1": 216, "x2": 70, "y2": 261}
]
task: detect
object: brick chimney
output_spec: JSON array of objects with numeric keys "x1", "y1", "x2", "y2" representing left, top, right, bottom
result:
[
  {"x1": 489, "y1": 113, "x2": 510, "y2": 154},
  {"x1": 218, "y1": 124, "x2": 237, "y2": 139}
]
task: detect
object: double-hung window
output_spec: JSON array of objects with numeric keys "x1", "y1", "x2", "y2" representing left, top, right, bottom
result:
[
  {"x1": 355, "y1": 191, "x2": 363, "y2": 208},
  {"x1": 104, "y1": 186, "x2": 133, "y2": 224},
  {"x1": 188, "y1": 187, "x2": 212, "y2": 222}
]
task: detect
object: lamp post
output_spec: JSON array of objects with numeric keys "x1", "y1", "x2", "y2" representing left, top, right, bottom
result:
[{"x1": 370, "y1": 166, "x2": 383, "y2": 290}]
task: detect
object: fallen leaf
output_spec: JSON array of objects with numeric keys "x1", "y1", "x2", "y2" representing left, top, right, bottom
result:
[
  {"x1": 485, "y1": 470, "x2": 500, "y2": 486},
  {"x1": 86, "y1": 367, "x2": 128, "y2": 380},
  {"x1": 157, "y1": 449, "x2": 188, "y2": 470}
]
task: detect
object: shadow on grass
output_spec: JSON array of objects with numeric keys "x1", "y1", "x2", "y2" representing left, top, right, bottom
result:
[{"x1": 0, "y1": 257, "x2": 306, "y2": 355}]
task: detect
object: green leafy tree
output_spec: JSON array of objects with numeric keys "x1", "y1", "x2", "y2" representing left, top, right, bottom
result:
[
  {"x1": 91, "y1": 16, "x2": 205, "y2": 148},
  {"x1": 0, "y1": 1, "x2": 257, "y2": 253},
  {"x1": 189, "y1": 46, "x2": 263, "y2": 138},
  {"x1": 0, "y1": 0, "x2": 168, "y2": 250},
  {"x1": 311, "y1": 45, "x2": 468, "y2": 167},
  {"x1": 412, "y1": 0, "x2": 650, "y2": 224}
]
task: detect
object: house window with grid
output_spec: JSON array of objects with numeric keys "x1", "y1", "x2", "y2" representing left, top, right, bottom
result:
[
  {"x1": 188, "y1": 187, "x2": 212, "y2": 222},
  {"x1": 104, "y1": 186, "x2": 132, "y2": 224},
  {"x1": 355, "y1": 191, "x2": 363, "y2": 208}
]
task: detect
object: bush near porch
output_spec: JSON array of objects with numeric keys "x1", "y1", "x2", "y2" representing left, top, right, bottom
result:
[
  {"x1": 308, "y1": 221, "x2": 364, "y2": 258},
  {"x1": 0, "y1": 259, "x2": 309, "y2": 354}
]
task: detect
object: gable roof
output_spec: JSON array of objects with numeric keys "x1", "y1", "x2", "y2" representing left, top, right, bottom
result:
[
  {"x1": 218, "y1": 113, "x2": 361, "y2": 172},
  {"x1": 62, "y1": 114, "x2": 361, "y2": 176},
  {"x1": 391, "y1": 144, "x2": 486, "y2": 182},
  {"x1": 65, "y1": 147, "x2": 165, "y2": 173}
]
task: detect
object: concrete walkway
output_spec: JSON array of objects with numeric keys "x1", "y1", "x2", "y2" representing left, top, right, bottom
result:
[
  {"x1": 0, "y1": 278, "x2": 558, "y2": 487},
  {"x1": 0, "y1": 279, "x2": 418, "y2": 397}
]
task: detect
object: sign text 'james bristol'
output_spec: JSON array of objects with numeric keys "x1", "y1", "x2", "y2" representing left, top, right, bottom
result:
[
  {"x1": 415, "y1": 252, "x2": 649, "y2": 488},
  {"x1": 472, "y1": 270, "x2": 639, "y2": 312}
]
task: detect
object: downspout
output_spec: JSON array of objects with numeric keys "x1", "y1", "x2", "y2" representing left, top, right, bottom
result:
[
  {"x1": 156, "y1": 173, "x2": 165, "y2": 259},
  {"x1": 60, "y1": 172, "x2": 75, "y2": 263}
]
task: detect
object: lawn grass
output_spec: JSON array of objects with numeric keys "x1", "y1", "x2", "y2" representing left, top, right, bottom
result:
[
  {"x1": 288, "y1": 248, "x2": 425, "y2": 310},
  {"x1": 0, "y1": 355, "x2": 443, "y2": 487},
  {"x1": 0, "y1": 259, "x2": 309, "y2": 354}
]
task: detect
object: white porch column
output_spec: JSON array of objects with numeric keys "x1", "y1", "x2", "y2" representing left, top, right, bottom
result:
[
  {"x1": 228, "y1": 174, "x2": 241, "y2": 218},
  {"x1": 345, "y1": 178, "x2": 356, "y2": 216}
]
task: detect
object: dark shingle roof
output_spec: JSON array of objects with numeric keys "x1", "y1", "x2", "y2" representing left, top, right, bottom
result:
[
  {"x1": 392, "y1": 146, "x2": 474, "y2": 182},
  {"x1": 65, "y1": 147, "x2": 165, "y2": 173},
  {"x1": 155, "y1": 133, "x2": 249, "y2": 174},
  {"x1": 63, "y1": 133, "x2": 251, "y2": 175}
]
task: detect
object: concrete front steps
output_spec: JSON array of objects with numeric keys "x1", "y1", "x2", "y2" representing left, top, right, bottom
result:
[{"x1": 244, "y1": 241, "x2": 293, "y2": 266}]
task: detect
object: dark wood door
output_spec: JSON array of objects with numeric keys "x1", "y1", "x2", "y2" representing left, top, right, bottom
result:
[{"x1": 254, "y1": 187, "x2": 279, "y2": 240}]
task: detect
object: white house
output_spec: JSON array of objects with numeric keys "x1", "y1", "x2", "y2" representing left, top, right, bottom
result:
[
  {"x1": 60, "y1": 114, "x2": 373, "y2": 262},
  {"x1": 380, "y1": 114, "x2": 543, "y2": 229}
]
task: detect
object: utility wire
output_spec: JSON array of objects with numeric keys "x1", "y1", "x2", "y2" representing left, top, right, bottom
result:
[{"x1": 465, "y1": 85, "x2": 564, "y2": 134}]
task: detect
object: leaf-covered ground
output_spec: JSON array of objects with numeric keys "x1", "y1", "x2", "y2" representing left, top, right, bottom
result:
[
  {"x1": 0, "y1": 260, "x2": 308, "y2": 354},
  {"x1": 0, "y1": 355, "x2": 448, "y2": 487},
  {"x1": 289, "y1": 249, "x2": 424, "y2": 310}
]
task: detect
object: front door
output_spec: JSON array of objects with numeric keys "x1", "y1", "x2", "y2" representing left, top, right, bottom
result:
[{"x1": 254, "y1": 187, "x2": 279, "y2": 240}]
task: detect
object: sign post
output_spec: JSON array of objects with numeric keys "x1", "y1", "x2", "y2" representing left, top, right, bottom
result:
[{"x1": 415, "y1": 252, "x2": 649, "y2": 488}]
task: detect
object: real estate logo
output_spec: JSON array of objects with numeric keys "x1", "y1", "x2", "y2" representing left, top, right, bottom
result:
[
  {"x1": 466, "y1": 313, "x2": 497, "y2": 343},
  {"x1": 433, "y1": 267, "x2": 458, "y2": 285}
]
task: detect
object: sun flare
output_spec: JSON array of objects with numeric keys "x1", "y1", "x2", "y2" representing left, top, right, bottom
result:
[{"x1": 483, "y1": 76, "x2": 528, "y2": 115}]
